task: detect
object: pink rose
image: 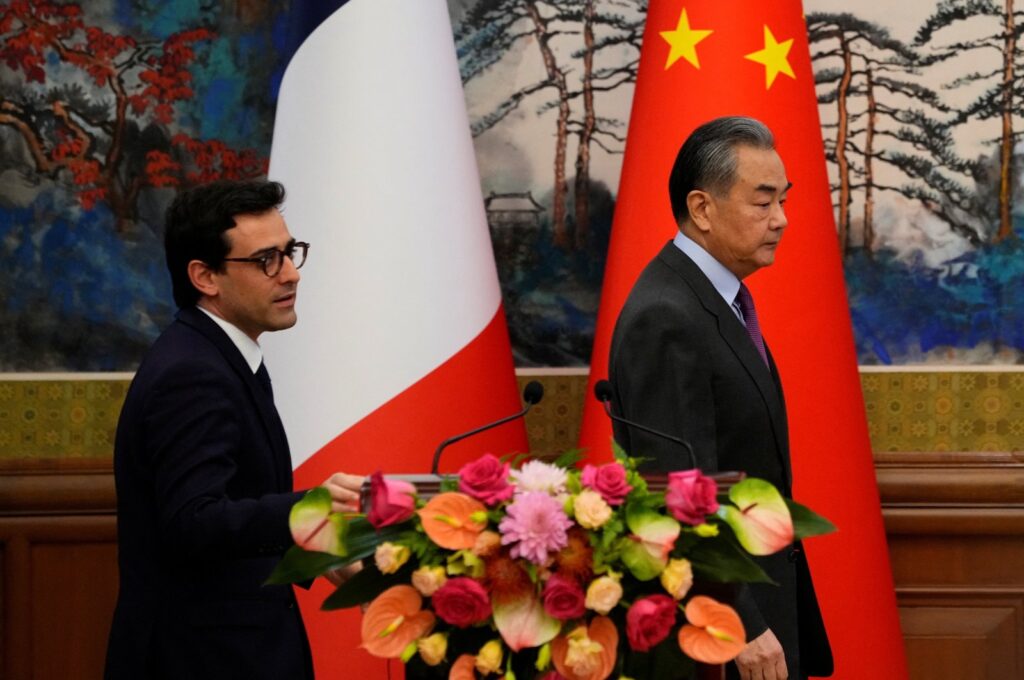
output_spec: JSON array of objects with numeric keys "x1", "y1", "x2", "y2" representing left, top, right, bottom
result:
[
  {"x1": 458, "y1": 454, "x2": 514, "y2": 506},
  {"x1": 626, "y1": 594, "x2": 677, "y2": 652},
  {"x1": 542, "y1": 573, "x2": 586, "y2": 620},
  {"x1": 580, "y1": 462, "x2": 632, "y2": 506},
  {"x1": 367, "y1": 471, "x2": 416, "y2": 528},
  {"x1": 432, "y1": 577, "x2": 492, "y2": 628},
  {"x1": 665, "y1": 469, "x2": 719, "y2": 526}
]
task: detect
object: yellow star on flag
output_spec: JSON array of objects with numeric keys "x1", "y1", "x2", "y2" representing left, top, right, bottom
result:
[
  {"x1": 660, "y1": 8, "x2": 712, "y2": 70},
  {"x1": 744, "y1": 25, "x2": 795, "y2": 88}
]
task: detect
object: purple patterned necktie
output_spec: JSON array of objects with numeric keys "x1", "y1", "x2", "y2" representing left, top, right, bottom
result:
[{"x1": 735, "y1": 283, "x2": 769, "y2": 367}]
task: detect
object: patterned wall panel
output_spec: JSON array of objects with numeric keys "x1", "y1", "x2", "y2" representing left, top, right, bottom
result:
[
  {"x1": 0, "y1": 378, "x2": 128, "y2": 461},
  {"x1": 3, "y1": 371, "x2": 1024, "y2": 461}
]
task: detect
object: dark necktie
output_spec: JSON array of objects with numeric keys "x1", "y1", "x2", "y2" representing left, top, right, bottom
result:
[
  {"x1": 735, "y1": 283, "x2": 769, "y2": 367},
  {"x1": 255, "y1": 360, "x2": 274, "y2": 399}
]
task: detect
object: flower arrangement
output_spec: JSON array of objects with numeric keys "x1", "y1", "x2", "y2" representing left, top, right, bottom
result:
[{"x1": 269, "y1": 448, "x2": 833, "y2": 679}]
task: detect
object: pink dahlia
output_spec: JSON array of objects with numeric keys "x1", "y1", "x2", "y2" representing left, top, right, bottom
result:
[{"x1": 498, "y1": 491, "x2": 573, "y2": 564}]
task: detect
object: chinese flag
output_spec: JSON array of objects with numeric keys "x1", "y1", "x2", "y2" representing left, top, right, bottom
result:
[{"x1": 577, "y1": 1, "x2": 908, "y2": 678}]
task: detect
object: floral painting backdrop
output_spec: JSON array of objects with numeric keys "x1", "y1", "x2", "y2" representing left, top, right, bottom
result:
[{"x1": 1, "y1": 0, "x2": 1021, "y2": 370}]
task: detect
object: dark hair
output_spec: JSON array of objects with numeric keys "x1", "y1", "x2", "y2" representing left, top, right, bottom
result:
[
  {"x1": 668, "y1": 116, "x2": 775, "y2": 223},
  {"x1": 164, "y1": 179, "x2": 286, "y2": 308}
]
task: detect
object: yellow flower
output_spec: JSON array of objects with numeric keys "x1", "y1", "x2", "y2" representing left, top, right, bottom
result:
[
  {"x1": 574, "y1": 489, "x2": 613, "y2": 529},
  {"x1": 374, "y1": 542, "x2": 411, "y2": 575},
  {"x1": 411, "y1": 566, "x2": 447, "y2": 596},
  {"x1": 660, "y1": 557, "x2": 694, "y2": 600},
  {"x1": 564, "y1": 627, "x2": 604, "y2": 677},
  {"x1": 417, "y1": 632, "x2": 448, "y2": 666},
  {"x1": 475, "y1": 639, "x2": 504, "y2": 675},
  {"x1": 585, "y1": 573, "x2": 623, "y2": 615}
]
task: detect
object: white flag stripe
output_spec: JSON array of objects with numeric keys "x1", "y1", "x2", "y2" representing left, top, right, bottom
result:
[{"x1": 263, "y1": 0, "x2": 501, "y2": 466}]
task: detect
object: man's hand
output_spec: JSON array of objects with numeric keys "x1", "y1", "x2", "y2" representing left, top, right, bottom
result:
[
  {"x1": 323, "y1": 472, "x2": 365, "y2": 513},
  {"x1": 735, "y1": 628, "x2": 788, "y2": 680}
]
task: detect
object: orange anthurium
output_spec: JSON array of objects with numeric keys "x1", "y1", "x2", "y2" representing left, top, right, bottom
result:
[
  {"x1": 551, "y1": 616, "x2": 618, "y2": 680},
  {"x1": 678, "y1": 596, "x2": 746, "y2": 664},
  {"x1": 361, "y1": 585, "x2": 436, "y2": 658},
  {"x1": 418, "y1": 492, "x2": 488, "y2": 550},
  {"x1": 449, "y1": 653, "x2": 478, "y2": 680}
]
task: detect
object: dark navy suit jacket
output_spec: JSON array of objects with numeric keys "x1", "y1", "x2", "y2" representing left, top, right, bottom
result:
[
  {"x1": 105, "y1": 306, "x2": 312, "y2": 680},
  {"x1": 609, "y1": 242, "x2": 832, "y2": 679}
]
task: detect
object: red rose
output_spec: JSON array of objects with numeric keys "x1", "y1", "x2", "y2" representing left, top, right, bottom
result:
[
  {"x1": 367, "y1": 471, "x2": 416, "y2": 528},
  {"x1": 458, "y1": 454, "x2": 514, "y2": 506},
  {"x1": 626, "y1": 594, "x2": 677, "y2": 652},
  {"x1": 580, "y1": 462, "x2": 632, "y2": 505},
  {"x1": 665, "y1": 469, "x2": 719, "y2": 526},
  {"x1": 432, "y1": 577, "x2": 492, "y2": 628},
  {"x1": 542, "y1": 573, "x2": 586, "y2": 620}
]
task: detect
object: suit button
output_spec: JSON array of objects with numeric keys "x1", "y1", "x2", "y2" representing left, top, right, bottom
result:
[{"x1": 787, "y1": 547, "x2": 802, "y2": 563}]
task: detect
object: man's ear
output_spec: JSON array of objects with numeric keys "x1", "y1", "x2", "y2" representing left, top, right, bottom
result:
[
  {"x1": 686, "y1": 189, "x2": 713, "y2": 234},
  {"x1": 187, "y1": 259, "x2": 219, "y2": 299}
]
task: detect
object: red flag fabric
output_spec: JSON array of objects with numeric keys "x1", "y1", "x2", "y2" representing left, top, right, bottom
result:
[
  {"x1": 263, "y1": 0, "x2": 528, "y2": 677},
  {"x1": 578, "y1": 2, "x2": 908, "y2": 677}
]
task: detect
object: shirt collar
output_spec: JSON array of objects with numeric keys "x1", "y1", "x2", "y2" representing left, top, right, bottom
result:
[
  {"x1": 196, "y1": 305, "x2": 263, "y2": 373},
  {"x1": 672, "y1": 230, "x2": 741, "y2": 307}
]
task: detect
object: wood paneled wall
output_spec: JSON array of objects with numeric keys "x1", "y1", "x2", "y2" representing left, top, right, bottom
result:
[
  {"x1": 2, "y1": 453, "x2": 1023, "y2": 679},
  {"x1": 876, "y1": 451, "x2": 1024, "y2": 680},
  {"x1": 0, "y1": 461, "x2": 118, "y2": 680}
]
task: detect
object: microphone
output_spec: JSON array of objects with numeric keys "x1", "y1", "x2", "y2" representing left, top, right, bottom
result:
[
  {"x1": 430, "y1": 381, "x2": 544, "y2": 474},
  {"x1": 593, "y1": 379, "x2": 698, "y2": 470}
]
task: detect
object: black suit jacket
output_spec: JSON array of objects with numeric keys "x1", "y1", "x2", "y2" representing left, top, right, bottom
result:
[
  {"x1": 105, "y1": 307, "x2": 312, "y2": 680},
  {"x1": 609, "y1": 242, "x2": 832, "y2": 678}
]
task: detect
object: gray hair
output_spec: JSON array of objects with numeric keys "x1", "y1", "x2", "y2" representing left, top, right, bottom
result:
[{"x1": 668, "y1": 116, "x2": 775, "y2": 222}]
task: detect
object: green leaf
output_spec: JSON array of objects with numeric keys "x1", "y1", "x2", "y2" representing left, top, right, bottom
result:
[
  {"x1": 509, "y1": 451, "x2": 533, "y2": 468},
  {"x1": 321, "y1": 562, "x2": 411, "y2": 610},
  {"x1": 264, "y1": 545, "x2": 347, "y2": 585},
  {"x1": 686, "y1": 536, "x2": 775, "y2": 584},
  {"x1": 786, "y1": 499, "x2": 837, "y2": 539},
  {"x1": 552, "y1": 448, "x2": 585, "y2": 469}
]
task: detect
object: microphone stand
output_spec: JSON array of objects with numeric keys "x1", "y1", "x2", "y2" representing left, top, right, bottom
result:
[
  {"x1": 429, "y1": 381, "x2": 543, "y2": 474},
  {"x1": 594, "y1": 381, "x2": 698, "y2": 470}
]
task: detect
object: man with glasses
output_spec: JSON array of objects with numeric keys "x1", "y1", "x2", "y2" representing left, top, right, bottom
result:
[{"x1": 105, "y1": 179, "x2": 362, "y2": 680}]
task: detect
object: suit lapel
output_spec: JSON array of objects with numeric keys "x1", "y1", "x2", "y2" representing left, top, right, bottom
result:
[
  {"x1": 177, "y1": 307, "x2": 293, "y2": 492},
  {"x1": 657, "y1": 245, "x2": 791, "y2": 488}
]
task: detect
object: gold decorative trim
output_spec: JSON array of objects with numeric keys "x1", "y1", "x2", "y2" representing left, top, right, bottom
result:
[
  {"x1": 2, "y1": 371, "x2": 1023, "y2": 460},
  {"x1": 0, "y1": 379, "x2": 127, "y2": 460}
]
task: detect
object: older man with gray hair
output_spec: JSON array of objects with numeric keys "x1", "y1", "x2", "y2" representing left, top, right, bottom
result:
[{"x1": 609, "y1": 116, "x2": 833, "y2": 680}]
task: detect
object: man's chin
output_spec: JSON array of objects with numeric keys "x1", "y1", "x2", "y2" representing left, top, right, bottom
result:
[{"x1": 269, "y1": 312, "x2": 298, "y2": 332}]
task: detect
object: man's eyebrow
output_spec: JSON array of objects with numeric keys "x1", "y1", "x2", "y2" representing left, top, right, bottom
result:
[
  {"x1": 247, "y1": 237, "x2": 296, "y2": 257},
  {"x1": 754, "y1": 181, "x2": 794, "y2": 194}
]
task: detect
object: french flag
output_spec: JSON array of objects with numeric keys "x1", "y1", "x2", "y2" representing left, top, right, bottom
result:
[{"x1": 262, "y1": 0, "x2": 529, "y2": 676}]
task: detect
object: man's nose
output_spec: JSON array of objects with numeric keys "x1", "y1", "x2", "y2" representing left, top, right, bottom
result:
[
  {"x1": 278, "y1": 254, "x2": 301, "y2": 283},
  {"x1": 771, "y1": 202, "x2": 788, "y2": 230}
]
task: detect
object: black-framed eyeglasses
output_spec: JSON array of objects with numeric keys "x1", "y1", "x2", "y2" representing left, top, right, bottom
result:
[{"x1": 222, "y1": 241, "x2": 309, "y2": 277}]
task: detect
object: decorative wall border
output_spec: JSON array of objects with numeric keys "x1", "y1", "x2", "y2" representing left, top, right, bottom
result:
[{"x1": 2, "y1": 369, "x2": 1023, "y2": 461}]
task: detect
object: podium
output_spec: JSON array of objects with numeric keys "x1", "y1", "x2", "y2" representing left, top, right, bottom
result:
[{"x1": 360, "y1": 471, "x2": 745, "y2": 506}]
